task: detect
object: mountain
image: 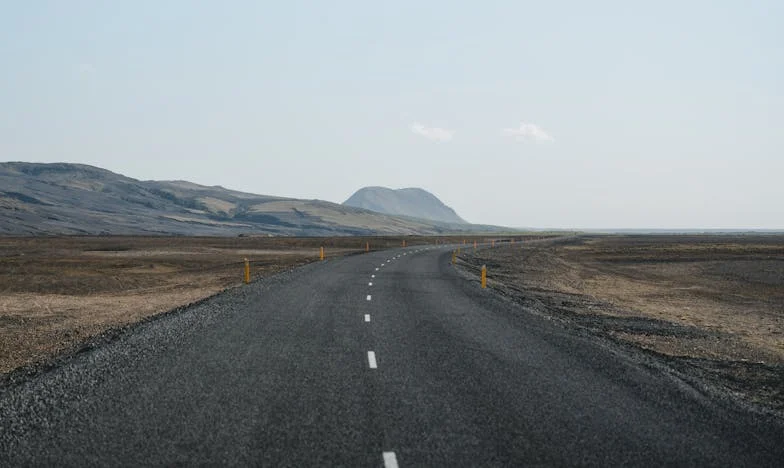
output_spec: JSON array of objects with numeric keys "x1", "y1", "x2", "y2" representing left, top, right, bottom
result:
[
  {"x1": 0, "y1": 163, "x2": 501, "y2": 236},
  {"x1": 343, "y1": 187, "x2": 466, "y2": 224}
]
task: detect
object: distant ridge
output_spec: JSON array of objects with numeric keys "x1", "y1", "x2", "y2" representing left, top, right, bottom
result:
[
  {"x1": 343, "y1": 187, "x2": 466, "y2": 224},
  {"x1": 0, "y1": 163, "x2": 505, "y2": 236}
]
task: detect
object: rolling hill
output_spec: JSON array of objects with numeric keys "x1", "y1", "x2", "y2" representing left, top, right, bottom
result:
[
  {"x1": 0, "y1": 162, "x2": 504, "y2": 236},
  {"x1": 343, "y1": 187, "x2": 466, "y2": 224}
]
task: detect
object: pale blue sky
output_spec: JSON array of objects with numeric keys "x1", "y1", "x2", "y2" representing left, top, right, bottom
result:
[{"x1": 1, "y1": 1, "x2": 782, "y2": 228}]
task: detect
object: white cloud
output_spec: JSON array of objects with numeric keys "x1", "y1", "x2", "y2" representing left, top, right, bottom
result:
[
  {"x1": 410, "y1": 122, "x2": 454, "y2": 142},
  {"x1": 501, "y1": 122, "x2": 554, "y2": 142}
]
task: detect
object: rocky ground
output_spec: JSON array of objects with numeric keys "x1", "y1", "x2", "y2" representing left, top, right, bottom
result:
[{"x1": 456, "y1": 234, "x2": 784, "y2": 415}]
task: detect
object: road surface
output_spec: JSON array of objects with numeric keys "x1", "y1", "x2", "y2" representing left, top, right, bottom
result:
[{"x1": 1, "y1": 246, "x2": 783, "y2": 466}]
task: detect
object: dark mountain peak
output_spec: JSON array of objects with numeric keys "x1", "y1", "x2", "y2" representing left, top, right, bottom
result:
[{"x1": 343, "y1": 186, "x2": 466, "y2": 224}]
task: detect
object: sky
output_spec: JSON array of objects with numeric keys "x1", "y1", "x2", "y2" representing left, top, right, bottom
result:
[{"x1": 1, "y1": 1, "x2": 782, "y2": 229}]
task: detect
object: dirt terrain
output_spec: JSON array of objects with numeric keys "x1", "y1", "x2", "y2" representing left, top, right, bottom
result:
[
  {"x1": 0, "y1": 235, "x2": 479, "y2": 376},
  {"x1": 458, "y1": 235, "x2": 784, "y2": 413}
]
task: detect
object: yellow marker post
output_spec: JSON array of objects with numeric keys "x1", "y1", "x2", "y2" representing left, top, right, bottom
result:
[
  {"x1": 481, "y1": 265, "x2": 487, "y2": 289},
  {"x1": 463, "y1": 239, "x2": 466, "y2": 245},
  {"x1": 451, "y1": 250, "x2": 456, "y2": 264},
  {"x1": 474, "y1": 240, "x2": 477, "y2": 249},
  {"x1": 403, "y1": 240, "x2": 407, "y2": 248},
  {"x1": 457, "y1": 247, "x2": 461, "y2": 255},
  {"x1": 244, "y1": 258, "x2": 250, "y2": 284},
  {"x1": 320, "y1": 246, "x2": 325, "y2": 261},
  {"x1": 491, "y1": 240, "x2": 495, "y2": 248},
  {"x1": 366, "y1": 241, "x2": 370, "y2": 253}
]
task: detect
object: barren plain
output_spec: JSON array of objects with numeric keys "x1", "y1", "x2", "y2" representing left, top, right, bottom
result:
[{"x1": 458, "y1": 235, "x2": 784, "y2": 413}]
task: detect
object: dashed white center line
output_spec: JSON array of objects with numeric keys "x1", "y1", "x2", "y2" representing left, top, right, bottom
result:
[
  {"x1": 375, "y1": 268, "x2": 379, "y2": 271},
  {"x1": 366, "y1": 295, "x2": 372, "y2": 301},
  {"x1": 371, "y1": 274, "x2": 375, "y2": 278},
  {"x1": 364, "y1": 314, "x2": 371, "y2": 322},
  {"x1": 383, "y1": 451, "x2": 399, "y2": 468},
  {"x1": 367, "y1": 351, "x2": 377, "y2": 369},
  {"x1": 368, "y1": 282, "x2": 373, "y2": 286}
]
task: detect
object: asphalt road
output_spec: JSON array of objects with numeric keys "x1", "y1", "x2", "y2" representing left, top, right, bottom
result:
[{"x1": 1, "y1": 246, "x2": 783, "y2": 466}]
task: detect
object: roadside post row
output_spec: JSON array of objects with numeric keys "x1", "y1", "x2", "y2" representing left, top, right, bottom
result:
[{"x1": 243, "y1": 241, "x2": 504, "y2": 284}]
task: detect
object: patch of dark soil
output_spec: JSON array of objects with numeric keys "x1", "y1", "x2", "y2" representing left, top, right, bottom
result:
[
  {"x1": 83, "y1": 246, "x2": 133, "y2": 252},
  {"x1": 503, "y1": 288, "x2": 716, "y2": 340},
  {"x1": 1, "y1": 192, "x2": 50, "y2": 206},
  {"x1": 234, "y1": 213, "x2": 298, "y2": 227},
  {"x1": 666, "y1": 358, "x2": 784, "y2": 413},
  {"x1": 702, "y1": 260, "x2": 784, "y2": 286}
]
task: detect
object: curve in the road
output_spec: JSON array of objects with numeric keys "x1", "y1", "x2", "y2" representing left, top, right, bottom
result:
[{"x1": 1, "y1": 245, "x2": 783, "y2": 466}]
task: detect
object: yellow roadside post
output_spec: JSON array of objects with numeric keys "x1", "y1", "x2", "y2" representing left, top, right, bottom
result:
[
  {"x1": 474, "y1": 240, "x2": 477, "y2": 249},
  {"x1": 403, "y1": 239, "x2": 407, "y2": 248},
  {"x1": 244, "y1": 258, "x2": 250, "y2": 284},
  {"x1": 457, "y1": 247, "x2": 461, "y2": 255},
  {"x1": 463, "y1": 239, "x2": 466, "y2": 245},
  {"x1": 320, "y1": 246, "x2": 325, "y2": 261},
  {"x1": 451, "y1": 250, "x2": 457, "y2": 264},
  {"x1": 366, "y1": 241, "x2": 370, "y2": 253},
  {"x1": 491, "y1": 240, "x2": 495, "y2": 248},
  {"x1": 481, "y1": 265, "x2": 487, "y2": 289}
]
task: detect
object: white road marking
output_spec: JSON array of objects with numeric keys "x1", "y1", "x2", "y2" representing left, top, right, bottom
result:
[
  {"x1": 364, "y1": 314, "x2": 371, "y2": 322},
  {"x1": 383, "y1": 452, "x2": 398, "y2": 468},
  {"x1": 367, "y1": 295, "x2": 372, "y2": 301},
  {"x1": 368, "y1": 282, "x2": 373, "y2": 286},
  {"x1": 367, "y1": 351, "x2": 377, "y2": 369},
  {"x1": 371, "y1": 274, "x2": 375, "y2": 278},
  {"x1": 375, "y1": 268, "x2": 380, "y2": 271}
]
